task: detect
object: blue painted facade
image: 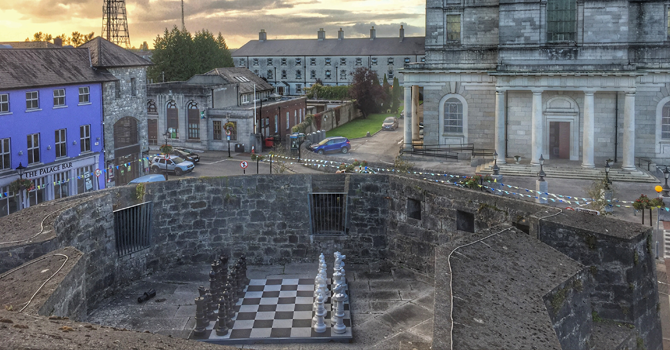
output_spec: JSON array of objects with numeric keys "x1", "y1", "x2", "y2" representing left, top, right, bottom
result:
[{"x1": 0, "y1": 83, "x2": 105, "y2": 217}]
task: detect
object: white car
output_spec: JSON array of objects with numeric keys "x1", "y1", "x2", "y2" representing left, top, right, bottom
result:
[{"x1": 151, "y1": 155, "x2": 195, "y2": 176}]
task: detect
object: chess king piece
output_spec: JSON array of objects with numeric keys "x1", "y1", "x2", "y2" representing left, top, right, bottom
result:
[
  {"x1": 193, "y1": 296, "x2": 209, "y2": 337},
  {"x1": 313, "y1": 291, "x2": 327, "y2": 333},
  {"x1": 332, "y1": 288, "x2": 347, "y2": 334},
  {"x1": 215, "y1": 299, "x2": 229, "y2": 336}
]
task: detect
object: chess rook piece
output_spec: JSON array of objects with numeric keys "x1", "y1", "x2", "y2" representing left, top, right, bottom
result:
[
  {"x1": 193, "y1": 296, "x2": 209, "y2": 337},
  {"x1": 332, "y1": 291, "x2": 347, "y2": 334},
  {"x1": 206, "y1": 289, "x2": 217, "y2": 321},
  {"x1": 313, "y1": 291, "x2": 327, "y2": 333},
  {"x1": 215, "y1": 299, "x2": 229, "y2": 336}
]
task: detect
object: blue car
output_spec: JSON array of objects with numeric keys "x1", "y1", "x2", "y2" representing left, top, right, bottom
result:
[
  {"x1": 128, "y1": 174, "x2": 167, "y2": 184},
  {"x1": 309, "y1": 137, "x2": 351, "y2": 155}
]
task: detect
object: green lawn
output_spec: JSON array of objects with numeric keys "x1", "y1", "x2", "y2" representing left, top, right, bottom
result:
[{"x1": 326, "y1": 113, "x2": 397, "y2": 139}]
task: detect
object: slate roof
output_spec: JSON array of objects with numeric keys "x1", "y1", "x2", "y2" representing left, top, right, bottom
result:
[
  {"x1": 79, "y1": 37, "x2": 151, "y2": 68},
  {"x1": 0, "y1": 41, "x2": 56, "y2": 49},
  {"x1": 232, "y1": 37, "x2": 425, "y2": 57},
  {"x1": 204, "y1": 67, "x2": 274, "y2": 94},
  {"x1": 0, "y1": 48, "x2": 117, "y2": 90}
]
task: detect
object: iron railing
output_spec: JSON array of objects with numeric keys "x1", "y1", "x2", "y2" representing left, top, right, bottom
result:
[
  {"x1": 309, "y1": 192, "x2": 348, "y2": 235},
  {"x1": 400, "y1": 143, "x2": 495, "y2": 160},
  {"x1": 113, "y1": 201, "x2": 153, "y2": 256}
]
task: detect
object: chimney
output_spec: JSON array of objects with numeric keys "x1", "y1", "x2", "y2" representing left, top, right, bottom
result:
[
  {"x1": 318, "y1": 28, "x2": 326, "y2": 41},
  {"x1": 338, "y1": 28, "x2": 344, "y2": 40},
  {"x1": 259, "y1": 29, "x2": 267, "y2": 42},
  {"x1": 54, "y1": 37, "x2": 62, "y2": 47},
  {"x1": 399, "y1": 25, "x2": 404, "y2": 42},
  {"x1": 370, "y1": 26, "x2": 376, "y2": 40}
]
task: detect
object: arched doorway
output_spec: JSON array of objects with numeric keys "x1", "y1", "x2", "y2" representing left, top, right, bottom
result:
[
  {"x1": 114, "y1": 117, "x2": 140, "y2": 185},
  {"x1": 167, "y1": 100, "x2": 178, "y2": 139}
]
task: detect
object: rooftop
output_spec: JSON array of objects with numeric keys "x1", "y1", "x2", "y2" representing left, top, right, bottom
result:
[
  {"x1": 232, "y1": 37, "x2": 425, "y2": 57},
  {"x1": 204, "y1": 67, "x2": 274, "y2": 94},
  {"x1": 79, "y1": 37, "x2": 152, "y2": 68}
]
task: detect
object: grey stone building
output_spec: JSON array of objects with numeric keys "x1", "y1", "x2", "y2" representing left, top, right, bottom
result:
[
  {"x1": 403, "y1": 0, "x2": 670, "y2": 168},
  {"x1": 80, "y1": 38, "x2": 152, "y2": 186},
  {"x1": 147, "y1": 67, "x2": 307, "y2": 153},
  {"x1": 232, "y1": 27, "x2": 425, "y2": 96}
]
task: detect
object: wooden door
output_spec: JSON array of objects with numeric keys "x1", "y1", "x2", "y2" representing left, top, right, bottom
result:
[{"x1": 148, "y1": 119, "x2": 157, "y2": 145}]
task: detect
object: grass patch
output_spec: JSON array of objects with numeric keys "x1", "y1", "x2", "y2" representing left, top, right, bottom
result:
[{"x1": 326, "y1": 113, "x2": 397, "y2": 139}]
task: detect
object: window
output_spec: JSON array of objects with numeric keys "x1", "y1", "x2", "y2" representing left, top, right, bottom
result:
[
  {"x1": 325, "y1": 58, "x2": 331, "y2": 66},
  {"x1": 131, "y1": 78, "x2": 137, "y2": 96},
  {"x1": 547, "y1": 0, "x2": 576, "y2": 42},
  {"x1": 253, "y1": 58, "x2": 259, "y2": 66},
  {"x1": 281, "y1": 58, "x2": 287, "y2": 66},
  {"x1": 355, "y1": 58, "x2": 362, "y2": 66},
  {"x1": 267, "y1": 58, "x2": 273, "y2": 66},
  {"x1": 54, "y1": 171, "x2": 69, "y2": 200},
  {"x1": 78, "y1": 87, "x2": 90, "y2": 104},
  {"x1": 239, "y1": 58, "x2": 246, "y2": 66},
  {"x1": 55, "y1": 129, "x2": 66, "y2": 158},
  {"x1": 187, "y1": 101, "x2": 199, "y2": 139},
  {"x1": 167, "y1": 100, "x2": 178, "y2": 138},
  {"x1": 26, "y1": 91, "x2": 39, "y2": 110},
  {"x1": 281, "y1": 70, "x2": 287, "y2": 79},
  {"x1": 310, "y1": 58, "x2": 316, "y2": 66},
  {"x1": 213, "y1": 121, "x2": 222, "y2": 140},
  {"x1": 371, "y1": 57, "x2": 378, "y2": 65},
  {"x1": 311, "y1": 70, "x2": 316, "y2": 79},
  {"x1": 407, "y1": 198, "x2": 421, "y2": 220},
  {"x1": 444, "y1": 98, "x2": 463, "y2": 133},
  {"x1": 0, "y1": 94, "x2": 8, "y2": 113},
  {"x1": 404, "y1": 57, "x2": 411, "y2": 64},
  {"x1": 76, "y1": 165, "x2": 95, "y2": 194},
  {"x1": 0, "y1": 138, "x2": 9, "y2": 170},
  {"x1": 267, "y1": 70, "x2": 273, "y2": 80},
  {"x1": 667, "y1": 8, "x2": 670, "y2": 39},
  {"x1": 446, "y1": 14, "x2": 461, "y2": 42},
  {"x1": 340, "y1": 70, "x2": 347, "y2": 80},
  {"x1": 340, "y1": 58, "x2": 346, "y2": 65},
  {"x1": 421, "y1": 56, "x2": 426, "y2": 63},
  {"x1": 286, "y1": 112, "x2": 290, "y2": 130},
  {"x1": 0, "y1": 185, "x2": 20, "y2": 218},
  {"x1": 325, "y1": 70, "x2": 331, "y2": 79},
  {"x1": 296, "y1": 70, "x2": 302, "y2": 79},
  {"x1": 114, "y1": 81, "x2": 121, "y2": 98},
  {"x1": 147, "y1": 100, "x2": 157, "y2": 114},
  {"x1": 296, "y1": 58, "x2": 302, "y2": 66},
  {"x1": 28, "y1": 176, "x2": 46, "y2": 207},
  {"x1": 27, "y1": 133, "x2": 40, "y2": 164},
  {"x1": 662, "y1": 102, "x2": 670, "y2": 139},
  {"x1": 53, "y1": 89, "x2": 65, "y2": 107},
  {"x1": 242, "y1": 94, "x2": 249, "y2": 104},
  {"x1": 80, "y1": 125, "x2": 91, "y2": 152},
  {"x1": 296, "y1": 84, "x2": 302, "y2": 94},
  {"x1": 388, "y1": 57, "x2": 394, "y2": 65},
  {"x1": 388, "y1": 70, "x2": 394, "y2": 79}
]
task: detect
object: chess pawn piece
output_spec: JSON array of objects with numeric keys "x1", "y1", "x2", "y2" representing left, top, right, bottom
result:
[
  {"x1": 215, "y1": 299, "x2": 229, "y2": 336},
  {"x1": 235, "y1": 262, "x2": 244, "y2": 294},
  {"x1": 209, "y1": 264, "x2": 219, "y2": 302},
  {"x1": 193, "y1": 296, "x2": 209, "y2": 337},
  {"x1": 332, "y1": 291, "x2": 347, "y2": 334},
  {"x1": 240, "y1": 254, "x2": 250, "y2": 285},
  {"x1": 206, "y1": 289, "x2": 217, "y2": 321},
  {"x1": 222, "y1": 290, "x2": 235, "y2": 329},
  {"x1": 313, "y1": 291, "x2": 327, "y2": 333}
]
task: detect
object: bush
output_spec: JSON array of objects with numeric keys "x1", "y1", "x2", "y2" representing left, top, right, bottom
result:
[
  {"x1": 304, "y1": 84, "x2": 350, "y2": 100},
  {"x1": 159, "y1": 144, "x2": 173, "y2": 154},
  {"x1": 460, "y1": 174, "x2": 494, "y2": 190}
]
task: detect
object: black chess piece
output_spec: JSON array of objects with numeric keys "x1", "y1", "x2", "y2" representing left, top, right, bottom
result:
[
  {"x1": 197, "y1": 286, "x2": 212, "y2": 320},
  {"x1": 209, "y1": 263, "x2": 219, "y2": 302},
  {"x1": 228, "y1": 271, "x2": 239, "y2": 304},
  {"x1": 205, "y1": 289, "x2": 217, "y2": 321},
  {"x1": 240, "y1": 254, "x2": 250, "y2": 285},
  {"x1": 215, "y1": 299, "x2": 229, "y2": 336},
  {"x1": 222, "y1": 289, "x2": 235, "y2": 329},
  {"x1": 193, "y1": 296, "x2": 209, "y2": 338},
  {"x1": 235, "y1": 262, "x2": 244, "y2": 294}
]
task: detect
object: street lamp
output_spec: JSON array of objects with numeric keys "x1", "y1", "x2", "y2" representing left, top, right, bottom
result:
[
  {"x1": 15, "y1": 162, "x2": 26, "y2": 179},
  {"x1": 604, "y1": 160, "x2": 611, "y2": 189},
  {"x1": 538, "y1": 154, "x2": 546, "y2": 181},
  {"x1": 492, "y1": 150, "x2": 500, "y2": 176},
  {"x1": 162, "y1": 130, "x2": 169, "y2": 181},
  {"x1": 335, "y1": 65, "x2": 339, "y2": 86},
  {"x1": 663, "y1": 166, "x2": 670, "y2": 196}
]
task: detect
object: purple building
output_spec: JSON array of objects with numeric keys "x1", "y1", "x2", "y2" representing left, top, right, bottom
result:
[{"x1": 0, "y1": 48, "x2": 115, "y2": 217}]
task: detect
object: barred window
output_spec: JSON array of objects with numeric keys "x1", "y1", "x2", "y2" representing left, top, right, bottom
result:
[
  {"x1": 281, "y1": 58, "x2": 287, "y2": 66},
  {"x1": 213, "y1": 121, "x2": 222, "y2": 140},
  {"x1": 355, "y1": 58, "x2": 362, "y2": 66},
  {"x1": 371, "y1": 58, "x2": 378, "y2": 65},
  {"x1": 446, "y1": 15, "x2": 461, "y2": 42},
  {"x1": 281, "y1": 70, "x2": 287, "y2": 79},
  {"x1": 325, "y1": 58, "x2": 331, "y2": 66},
  {"x1": 547, "y1": 0, "x2": 576, "y2": 42},
  {"x1": 325, "y1": 70, "x2": 331, "y2": 79},
  {"x1": 444, "y1": 98, "x2": 463, "y2": 133},
  {"x1": 296, "y1": 70, "x2": 302, "y2": 79},
  {"x1": 310, "y1": 58, "x2": 316, "y2": 66},
  {"x1": 663, "y1": 102, "x2": 670, "y2": 139},
  {"x1": 267, "y1": 58, "x2": 273, "y2": 66},
  {"x1": 388, "y1": 57, "x2": 394, "y2": 65},
  {"x1": 296, "y1": 58, "x2": 302, "y2": 65},
  {"x1": 253, "y1": 58, "x2": 259, "y2": 66},
  {"x1": 340, "y1": 70, "x2": 347, "y2": 80},
  {"x1": 311, "y1": 70, "x2": 316, "y2": 79},
  {"x1": 340, "y1": 58, "x2": 346, "y2": 65}
]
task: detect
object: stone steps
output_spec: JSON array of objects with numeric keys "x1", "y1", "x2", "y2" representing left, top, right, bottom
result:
[{"x1": 476, "y1": 162, "x2": 658, "y2": 183}]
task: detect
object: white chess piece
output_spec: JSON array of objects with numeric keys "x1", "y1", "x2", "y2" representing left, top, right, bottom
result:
[
  {"x1": 313, "y1": 291, "x2": 327, "y2": 333},
  {"x1": 332, "y1": 290, "x2": 347, "y2": 334}
]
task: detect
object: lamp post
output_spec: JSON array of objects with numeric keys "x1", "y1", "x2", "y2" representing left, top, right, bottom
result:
[
  {"x1": 335, "y1": 65, "x2": 339, "y2": 86},
  {"x1": 162, "y1": 130, "x2": 169, "y2": 181},
  {"x1": 663, "y1": 166, "x2": 670, "y2": 197},
  {"x1": 538, "y1": 154, "x2": 546, "y2": 181},
  {"x1": 16, "y1": 162, "x2": 26, "y2": 179},
  {"x1": 492, "y1": 150, "x2": 500, "y2": 176},
  {"x1": 604, "y1": 160, "x2": 611, "y2": 190}
]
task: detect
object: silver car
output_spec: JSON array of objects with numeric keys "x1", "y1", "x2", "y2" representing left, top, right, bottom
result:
[{"x1": 151, "y1": 156, "x2": 195, "y2": 176}]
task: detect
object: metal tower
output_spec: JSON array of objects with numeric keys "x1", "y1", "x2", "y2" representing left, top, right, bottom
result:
[{"x1": 102, "y1": 0, "x2": 131, "y2": 48}]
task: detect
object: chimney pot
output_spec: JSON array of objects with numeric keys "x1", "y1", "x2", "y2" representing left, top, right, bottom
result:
[
  {"x1": 259, "y1": 29, "x2": 267, "y2": 42},
  {"x1": 399, "y1": 25, "x2": 405, "y2": 42},
  {"x1": 338, "y1": 28, "x2": 344, "y2": 40},
  {"x1": 318, "y1": 28, "x2": 326, "y2": 41},
  {"x1": 54, "y1": 37, "x2": 62, "y2": 47},
  {"x1": 370, "y1": 26, "x2": 376, "y2": 40}
]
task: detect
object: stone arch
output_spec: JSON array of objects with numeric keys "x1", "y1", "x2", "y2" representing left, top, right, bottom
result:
[
  {"x1": 147, "y1": 100, "x2": 157, "y2": 115},
  {"x1": 655, "y1": 96, "x2": 670, "y2": 155},
  {"x1": 186, "y1": 101, "x2": 200, "y2": 140},
  {"x1": 437, "y1": 93, "x2": 468, "y2": 145}
]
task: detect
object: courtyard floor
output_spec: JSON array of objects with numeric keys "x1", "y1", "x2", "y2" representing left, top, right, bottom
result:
[{"x1": 87, "y1": 262, "x2": 435, "y2": 349}]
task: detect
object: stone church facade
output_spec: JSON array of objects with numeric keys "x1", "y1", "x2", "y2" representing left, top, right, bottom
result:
[{"x1": 403, "y1": 0, "x2": 670, "y2": 169}]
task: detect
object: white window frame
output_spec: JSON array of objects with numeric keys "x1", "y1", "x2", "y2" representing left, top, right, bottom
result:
[
  {"x1": 53, "y1": 88, "x2": 66, "y2": 107},
  {"x1": 282, "y1": 70, "x2": 287, "y2": 79},
  {"x1": 267, "y1": 58, "x2": 273, "y2": 66},
  {"x1": 296, "y1": 70, "x2": 302, "y2": 79},
  {"x1": 27, "y1": 133, "x2": 40, "y2": 164},
  {"x1": 325, "y1": 70, "x2": 331, "y2": 79},
  {"x1": 78, "y1": 86, "x2": 90, "y2": 104},
  {"x1": 26, "y1": 91, "x2": 39, "y2": 110},
  {"x1": 242, "y1": 94, "x2": 249, "y2": 104},
  {"x1": 340, "y1": 70, "x2": 347, "y2": 80},
  {"x1": 281, "y1": 58, "x2": 287, "y2": 66},
  {"x1": 371, "y1": 57, "x2": 378, "y2": 65},
  {"x1": 438, "y1": 94, "x2": 468, "y2": 145},
  {"x1": 55, "y1": 128, "x2": 67, "y2": 158},
  {"x1": 310, "y1": 58, "x2": 316, "y2": 66},
  {"x1": 340, "y1": 58, "x2": 346, "y2": 65},
  {"x1": 80, "y1": 124, "x2": 91, "y2": 152},
  {"x1": 356, "y1": 58, "x2": 362, "y2": 66},
  {"x1": 655, "y1": 96, "x2": 670, "y2": 155},
  {"x1": 0, "y1": 137, "x2": 10, "y2": 170},
  {"x1": 388, "y1": 57, "x2": 394, "y2": 65},
  {"x1": 0, "y1": 93, "x2": 9, "y2": 114}
]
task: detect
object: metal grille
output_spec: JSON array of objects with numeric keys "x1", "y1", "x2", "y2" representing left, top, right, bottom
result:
[
  {"x1": 547, "y1": 0, "x2": 576, "y2": 42},
  {"x1": 309, "y1": 193, "x2": 348, "y2": 235},
  {"x1": 114, "y1": 202, "x2": 153, "y2": 256}
]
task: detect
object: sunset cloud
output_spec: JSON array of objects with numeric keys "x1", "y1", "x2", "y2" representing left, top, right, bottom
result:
[{"x1": 0, "y1": 0, "x2": 424, "y2": 48}]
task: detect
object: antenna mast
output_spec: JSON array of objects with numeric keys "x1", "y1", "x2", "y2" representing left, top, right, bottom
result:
[
  {"x1": 181, "y1": 0, "x2": 186, "y2": 30},
  {"x1": 102, "y1": 0, "x2": 131, "y2": 47}
]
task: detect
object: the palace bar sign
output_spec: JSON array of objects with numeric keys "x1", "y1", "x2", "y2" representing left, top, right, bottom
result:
[{"x1": 24, "y1": 162, "x2": 73, "y2": 179}]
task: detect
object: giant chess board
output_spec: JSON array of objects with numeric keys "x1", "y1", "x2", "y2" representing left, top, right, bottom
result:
[{"x1": 190, "y1": 277, "x2": 353, "y2": 344}]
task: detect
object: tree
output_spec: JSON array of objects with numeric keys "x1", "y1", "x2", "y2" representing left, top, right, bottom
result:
[
  {"x1": 28, "y1": 31, "x2": 94, "y2": 46},
  {"x1": 139, "y1": 41, "x2": 149, "y2": 50},
  {"x1": 390, "y1": 77, "x2": 401, "y2": 112},
  {"x1": 55, "y1": 34, "x2": 71, "y2": 46},
  {"x1": 71, "y1": 32, "x2": 83, "y2": 46},
  {"x1": 382, "y1": 74, "x2": 391, "y2": 111},
  {"x1": 216, "y1": 33, "x2": 234, "y2": 67},
  {"x1": 349, "y1": 67, "x2": 387, "y2": 117}
]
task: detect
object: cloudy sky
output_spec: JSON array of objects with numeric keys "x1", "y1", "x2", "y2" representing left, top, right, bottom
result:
[{"x1": 0, "y1": 0, "x2": 426, "y2": 49}]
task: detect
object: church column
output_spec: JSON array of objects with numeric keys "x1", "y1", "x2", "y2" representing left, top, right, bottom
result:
[
  {"x1": 411, "y1": 86, "x2": 420, "y2": 141},
  {"x1": 494, "y1": 90, "x2": 506, "y2": 164},
  {"x1": 622, "y1": 92, "x2": 636, "y2": 171},
  {"x1": 531, "y1": 90, "x2": 543, "y2": 165},
  {"x1": 582, "y1": 91, "x2": 595, "y2": 168},
  {"x1": 404, "y1": 86, "x2": 413, "y2": 150}
]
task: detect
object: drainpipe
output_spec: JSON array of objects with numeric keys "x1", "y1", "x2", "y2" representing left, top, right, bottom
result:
[
  {"x1": 505, "y1": 90, "x2": 509, "y2": 158},
  {"x1": 614, "y1": 92, "x2": 619, "y2": 163}
]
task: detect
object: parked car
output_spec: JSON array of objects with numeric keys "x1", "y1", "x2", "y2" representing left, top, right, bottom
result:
[
  {"x1": 309, "y1": 137, "x2": 351, "y2": 154},
  {"x1": 173, "y1": 147, "x2": 200, "y2": 164},
  {"x1": 128, "y1": 174, "x2": 167, "y2": 184},
  {"x1": 151, "y1": 155, "x2": 195, "y2": 176},
  {"x1": 382, "y1": 117, "x2": 398, "y2": 131}
]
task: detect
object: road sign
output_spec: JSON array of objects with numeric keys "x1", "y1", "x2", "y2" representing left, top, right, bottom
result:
[
  {"x1": 240, "y1": 161, "x2": 248, "y2": 169},
  {"x1": 95, "y1": 169, "x2": 102, "y2": 177},
  {"x1": 226, "y1": 130, "x2": 231, "y2": 136}
]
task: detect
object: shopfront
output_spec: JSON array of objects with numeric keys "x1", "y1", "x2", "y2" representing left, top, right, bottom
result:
[{"x1": 0, "y1": 154, "x2": 103, "y2": 218}]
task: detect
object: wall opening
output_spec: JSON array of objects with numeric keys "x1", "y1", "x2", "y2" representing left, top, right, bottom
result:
[
  {"x1": 309, "y1": 193, "x2": 347, "y2": 235},
  {"x1": 407, "y1": 198, "x2": 421, "y2": 220},
  {"x1": 456, "y1": 210, "x2": 475, "y2": 233},
  {"x1": 113, "y1": 201, "x2": 153, "y2": 256}
]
